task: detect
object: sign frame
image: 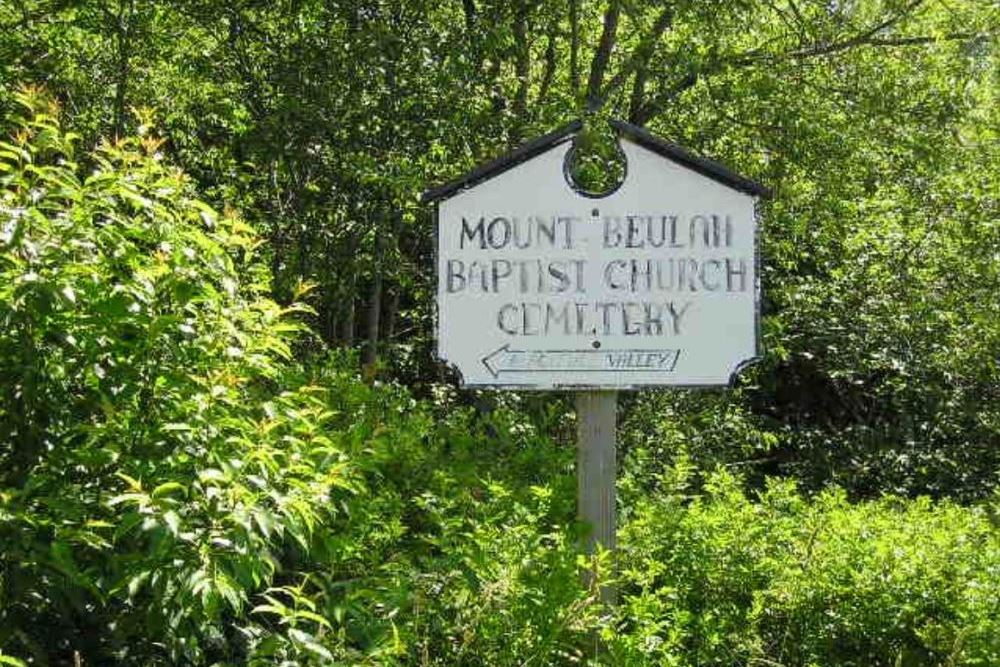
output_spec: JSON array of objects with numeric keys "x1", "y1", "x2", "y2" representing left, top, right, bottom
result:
[{"x1": 424, "y1": 119, "x2": 769, "y2": 392}]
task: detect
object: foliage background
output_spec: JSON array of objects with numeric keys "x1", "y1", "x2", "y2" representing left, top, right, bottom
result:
[{"x1": 0, "y1": 0, "x2": 998, "y2": 664}]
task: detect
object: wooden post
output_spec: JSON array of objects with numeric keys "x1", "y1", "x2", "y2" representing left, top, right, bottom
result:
[{"x1": 575, "y1": 390, "x2": 617, "y2": 606}]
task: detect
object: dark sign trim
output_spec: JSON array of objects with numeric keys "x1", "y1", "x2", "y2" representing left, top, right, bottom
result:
[
  {"x1": 421, "y1": 118, "x2": 771, "y2": 203},
  {"x1": 609, "y1": 120, "x2": 772, "y2": 198},
  {"x1": 421, "y1": 119, "x2": 582, "y2": 203}
]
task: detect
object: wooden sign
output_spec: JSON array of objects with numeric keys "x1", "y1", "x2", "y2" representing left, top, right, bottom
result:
[{"x1": 425, "y1": 120, "x2": 768, "y2": 390}]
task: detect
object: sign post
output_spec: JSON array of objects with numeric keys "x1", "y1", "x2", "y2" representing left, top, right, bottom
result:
[
  {"x1": 576, "y1": 390, "x2": 617, "y2": 604},
  {"x1": 423, "y1": 119, "x2": 768, "y2": 605}
]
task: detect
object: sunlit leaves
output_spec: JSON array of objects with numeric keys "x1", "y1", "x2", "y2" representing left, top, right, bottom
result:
[{"x1": 0, "y1": 89, "x2": 353, "y2": 664}]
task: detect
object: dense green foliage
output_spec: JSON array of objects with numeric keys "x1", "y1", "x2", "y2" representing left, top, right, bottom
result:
[
  {"x1": 0, "y1": 89, "x2": 342, "y2": 662},
  {"x1": 3, "y1": 0, "x2": 996, "y2": 498},
  {"x1": 616, "y1": 468, "x2": 1000, "y2": 666},
  {"x1": 1, "y1": 0, "x2": 999, "y2": 664}
]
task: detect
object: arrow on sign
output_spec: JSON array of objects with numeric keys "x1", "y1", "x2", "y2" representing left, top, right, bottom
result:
[{"x1": 481, "y1": 345, "x2": 681, "y2": 378}]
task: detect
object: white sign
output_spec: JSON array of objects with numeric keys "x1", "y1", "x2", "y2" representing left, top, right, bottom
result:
[{"x1": 428, "y1": 121, "x2": 766, "y2": 389}]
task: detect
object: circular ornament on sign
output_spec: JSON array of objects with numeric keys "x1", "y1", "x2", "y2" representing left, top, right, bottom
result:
[{"x1": 562, "y1": 132, "x2": 628, "y2": 199}]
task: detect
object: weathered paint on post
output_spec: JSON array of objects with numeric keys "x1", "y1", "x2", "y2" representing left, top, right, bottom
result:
[{"x1": 576, "y1": 390, "x2": 618, "y2": 606}]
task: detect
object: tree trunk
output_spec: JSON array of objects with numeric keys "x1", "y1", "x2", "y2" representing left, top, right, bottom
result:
[
  {"x1": 569, "y1": 0, "x2": 580, "y2": 99},
  {"x1": 384, "y1": 212, "x2": 404, "y2": 344},
  {"x1": 112, "y1": 0, "x2": 135, "y2": 138},
  {"x1": 537, "y1": 29, "x2": 557, "y2": 108},
  {"x1": 363, "y1": 229, "x2": 383, "y2": 367},
  {"x1": 322, "y1": 271, "x2": 339, "y2": 345},
  {"x1": 385, "y1": 285, "x2": 400, "y2": 343},
  {"x1": 341, "y1": 279, "x2": 355, "y2": 347},
  {"x1": 511, "y1": 0, "x2": 531, "y2": 143},
  {"x1": 462, "y1": 0, "x2": 476, "y2": 36}
]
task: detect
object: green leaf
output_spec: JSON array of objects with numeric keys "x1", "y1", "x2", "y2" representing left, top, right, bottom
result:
[
  {"x1": 251, "y1": 603, "x2": 287, "y2": 617},
  {"x1": 107, "y1": 493, "x2": 147, "y2": 507},
  {"x1": 151, "y1": 482, "x2": 187, "y2": 499},
  {"x1": 294, "y1": 609, "x2": 332, "y2": 629},
  {"x1": 162, "y1": 510, "x2": 180, "y2": 536},
  {"x1": 287, "y1": 628, "x2": 333, "y2": 661},
  {"x1": 115, "y1": 472, "x2": 143, "y2": 491},
  {"x1": 127, "y1": 571, "x2": 151, "y2": 598},
  {"x1": 198, "y1": 468, "x2": 227, "y2": 483}
]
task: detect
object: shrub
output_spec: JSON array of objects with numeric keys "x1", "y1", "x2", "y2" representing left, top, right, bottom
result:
[
  {"x1": 612, "y1": 467, "x2": 1000, "y2": 667},
  {"x1": 0, "y1": 87, "x2": 353, "y2": 664}
]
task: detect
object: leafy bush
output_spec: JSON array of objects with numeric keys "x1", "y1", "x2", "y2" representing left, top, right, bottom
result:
[
  {"x1": 0, "y1": 88, "x2": 354, "y2": 664},
  {"x1": 612, "y1": 467, "x2": 1000, "y2": 667}
]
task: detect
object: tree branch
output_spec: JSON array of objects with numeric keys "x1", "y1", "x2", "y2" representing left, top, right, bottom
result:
[
  {"x1": 112, "y1": 0, "x2": 135, "y2": 139},
  {"x1": 569, "y1": 0, "x2": 580, "y2": 98},
  {"x1": 536, "y1": 29, "x2": 557, "y2": 108},
  {"x1": 586, "y1": 0, "x2": 621, "y2": 110},
  {"x1": 601, "y1": 5, "x2": 674, "y2": 107},
  {"x1": 783, "y1": 30, "x2": 995, "y2": 59},
  {"x1": 461, "y1": 0, "x2": 476, "y2": 34},
  {"x1": 631, "y1": 71, "x2": 697, "y2": 126},
  {"x1": 512, "y1": 0, "x2": 531, "y2": 131},
  {"x1": 777, "y1": 0, "x2": 926, "y2": 59},
  {"x1": 627, "y1": 64, "x2": 651, "y2": 124},
  {"x1": 633, "y1": 24, "x2": 991, "y2": 126}
]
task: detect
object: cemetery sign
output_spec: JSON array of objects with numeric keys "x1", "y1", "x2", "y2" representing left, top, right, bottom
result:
[{"x1": 424, "y1": 120, "x2": 769, "y2": 389}]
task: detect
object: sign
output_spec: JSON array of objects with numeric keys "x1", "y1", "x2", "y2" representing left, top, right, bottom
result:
[{"x1": 425, "y1": 120, "x2": 768, "y2": 389}]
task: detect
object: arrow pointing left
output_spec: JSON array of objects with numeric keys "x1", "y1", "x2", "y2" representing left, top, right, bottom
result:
[{"x1": 481, "y1": 346, "x2": 681, "y2": 377}]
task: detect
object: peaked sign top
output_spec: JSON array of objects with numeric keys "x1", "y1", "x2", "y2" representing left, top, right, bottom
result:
[
  {"x1": 423, "y1": 119, "x2": 770, "y2": 202},
  {"x1": 425, "y1": 120, "x2": 769, "y2": 390}
]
